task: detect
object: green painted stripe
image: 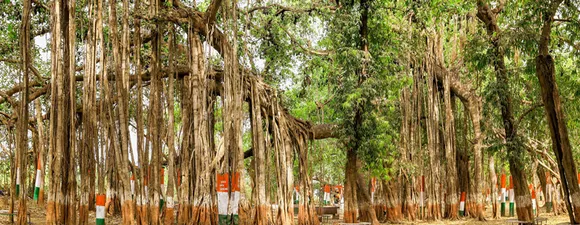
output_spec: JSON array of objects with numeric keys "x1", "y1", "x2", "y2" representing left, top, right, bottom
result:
[
  {"x1": 33, "y1": 187, "x2": 40, "y2": 200},
  {"x1": 15, "y1": 185, "x2": 19, "y2": 197},
  {"x1": 509, "y1": 202, "x2": 514, "y2": 217},
  {"x1": 501, "y1": 202, "x2": 506, "y2": 217},
  {"x1": 96, "y1": 218, "x2": 105, "y2": 225},
  {"x1": 218, "y1": 214, "x2": 239, "y2": 225}
]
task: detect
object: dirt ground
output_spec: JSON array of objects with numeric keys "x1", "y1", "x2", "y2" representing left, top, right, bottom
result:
[{"x1": 0, "y1": 196, "x2": 572, "y2": 224}]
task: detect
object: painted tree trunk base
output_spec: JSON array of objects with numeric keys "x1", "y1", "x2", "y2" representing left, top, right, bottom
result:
[
  {"x1": 164, "y1": 207, "x2": 174, "y2": 225},
  {"x1": 46, "y1": 201, "x2": 56, "y2": 224},
  {"x1": 445, "y1": 203, "x2": 459, "y2": 220},
  {"x1": 121, "y1": 200, "x2": 135, "y2": 225},
  {"x1": 79, "y1": 204, "x2": 89, "y2": 225},
  {"x1": 150, "y1": 204, "x2": 160, "y2": 225},
  {"x1": 191, "y1": 206, "x2": 212, "y2": 225},
  {"x1": 177, "y1": 203, "x2": 190, "y2": 225},
  {"x1": 253, "y1": 205, "x2": 269, "y2": 225},
  {"x1": 385, "y1": 205, "x2": 402, "y2": 222}
]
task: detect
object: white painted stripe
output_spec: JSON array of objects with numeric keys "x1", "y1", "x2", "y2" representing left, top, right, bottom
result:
[
  {"x1": 35, "y1": 170, "x2": 42, "y2": 187},
  {"x1": 509, "y1": 189, "x2": 514, "y2": 202},
  {"x1": 131, "y1": 180, "x2": 135, "y2": 195},
  {"x1": 217, "y1": 192, "x2": 229, "y2": 215},
  {"x1": 230, "y1": 191, "x2": 240, "y2": 215},
  {"x1": 16, "y1": 168, "x2": 20, "y2": 185},
  {"x1": 420, "y1": 192, "x2": 424, "y2": 207},
  {"x1": 96, "y1": 206, "x2": 106, "y2": 219},
  {"x1": 167, "y1": 197, "x2": 174, "y2": 208},
  {"x1": 532, "y1": 199, "x2": 536, "y2": 210},
  {"x1": 501, "y1": 188, "x2": 506, "y2": 202},
  {"x1": 459, "y1": 201, "x2": 465, "y2": 211}
]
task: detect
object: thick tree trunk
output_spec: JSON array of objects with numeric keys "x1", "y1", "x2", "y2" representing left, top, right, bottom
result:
[
  {"x1": 250, "y1": 79, "x2": 269, "y2": 225},
  {"x1": 476, "y1": 2, "x2": 533, "y2": 221},
  {"x1": 17, "y1": 0, "x2": 31, "y2": 223},
  {"x1": 79, "y1": 0, "x2": 98, "y2": 222},
  {"x1": 164, "y1": 19, "x2": 177, "y2": 225},
  {"x1": 489, "y1": 156, "x2": 500, "y2": 219},
  {"x1": 108, "y1": 0, "x2": 136, "y2": 222},
  {"x1": 443, "y1": 66, "x2": 458, "y2": 220},
  {"x1": 535, "y1": 1, "x2": 580, "y2": 222},
  {"x1": 344, "y1": 149, "x2": 358, "y2": 223}
]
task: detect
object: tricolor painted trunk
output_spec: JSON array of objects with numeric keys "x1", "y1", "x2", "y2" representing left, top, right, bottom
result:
[
  {"x1": 34, "y1": 158, "x2": 42, "y2": 201},
  {"x1": 371, "y1": 177, "x2": 376, "y2": 204},
  {"x1": 324, "y1": 184, "x2": 331, "y2": 205},
  {"x1": 217, "y1": 173, "x2": 240, "y2": 225},
  {"x1": 96, "y1": 194, "x2": 106, "y2": 225},
  {"x1": 131, "y1": 175, "x2": 135, "y2": 197},
  {"x1": 509, "y1": 176, "x2": 514, "y2": 217},
  {"x1": 459, "y1": 192, "x2": 466, "y2": 216},
  {"x1": 500, "y1": 174, "x2": 506, "y2": 217},
  {"x1": 164, "y1": 197, "x2": 174, "y2": 225},
  {"x1": 16, "y1": 167, "x2": 20, "y2": 197},
  {"x1": 546, "y1": 172, "x2": 553, "y2": 212},
  {"x1": 531, "y1": 188, "x2": 537, "y2": 216}
]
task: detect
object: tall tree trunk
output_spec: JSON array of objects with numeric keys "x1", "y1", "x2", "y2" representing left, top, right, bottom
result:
[
  {"x1": 188, "y1": 24, "x2": 213, "y2": 225},
  {"x1": 535, "y1": 0, "x2": 580, "y2": 223},
  {"x1": 443, "y1": 67, "x2": 459, "y2": 219},
  {"x1": 476, "y1": 2, "x2": 533, "y2": 221},
  {"x1": 164, "y1": 18, "x2": 177, "y2": 225},
  {"x1": 79, "y1": 0, "x2": 98, "y2": 222},
  {"x1": 109, "y1": 0, "x2": 136, "y2": 222},
  {"x1": 250, "y1": 79, "x2": 268, "y2": 225},
  {"x1": 34, "y1": 99, "x2": 46, "y2": 205},
  {"x1": 489, "y1": 155, "x2": 500, "y2": 219},
  {"x1": 17, "y1": 0, "x2": 31, "y2": 222}
]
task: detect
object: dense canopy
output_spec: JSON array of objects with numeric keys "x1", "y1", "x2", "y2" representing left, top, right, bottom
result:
[{"x1": 0, "y1": 0, "x2": 580, "y2": 224}]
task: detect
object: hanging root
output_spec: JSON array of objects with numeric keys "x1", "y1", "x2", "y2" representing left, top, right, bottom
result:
[
  {"x1": 191, "y1": 205, "x2": 212, "y2": 225},
  {"x1": 177, "y1": 203, "x2": 190, "y2": 225}
]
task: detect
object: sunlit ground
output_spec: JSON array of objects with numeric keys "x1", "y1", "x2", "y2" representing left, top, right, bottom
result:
[{"x1": 0, "y1": 197, "x2": 572, "y2": 224}]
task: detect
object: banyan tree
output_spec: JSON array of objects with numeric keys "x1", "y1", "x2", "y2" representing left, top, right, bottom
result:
[{"x1": 2, "y1": 0, "x2": 580, "y2": 224}]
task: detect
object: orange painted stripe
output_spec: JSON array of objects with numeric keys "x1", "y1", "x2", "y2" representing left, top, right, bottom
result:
[
  {"x1": 421, "y1": 176, "x2": 425, "y2": 192},
  {"x1": 131, "y1": 174, "x2": 135, "y2": 181},
  {"x1": 501, "y1": 174, "x2": 506, "y2": 188},
  {"x1": 460, "y1": 192, "x2": 466, "y2": 201},
  {"x1": 509, "y1": 176, "x2": 513, "y2": 189},
  {"x1": 37, "y1": 154, "x2": 41, "y2": 169},
  {"x1": 531, "y1": 189, "x2": 536, "y2": 199},
  {"x1": 546, "y1": 172, "x2": 552, "y2": 184},
  {"x1": 578, "y1": 173, "x2": 580, "y2": 184},
  {"x1": 96, "y1": 194, "x2": 106, "y2": 206}
]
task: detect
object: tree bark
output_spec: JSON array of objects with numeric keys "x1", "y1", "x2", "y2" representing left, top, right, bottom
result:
[
  {"x1": 17, "y1": 0, "x2": 31, "y2": 223},
  {"x1": 535, "y1": 0, "x2": 580, "y2": 223},
  {"x1": 476, "y1": 1, "x2": 533, "y2": 221}
]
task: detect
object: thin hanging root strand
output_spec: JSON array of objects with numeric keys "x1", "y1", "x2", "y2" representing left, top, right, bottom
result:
[
  {"x1": 191, "y1": 206, "x2": 212, "y2": 225},
  {"x1": 177, "y1": 203, "x2": 190, "y2": 224}
]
